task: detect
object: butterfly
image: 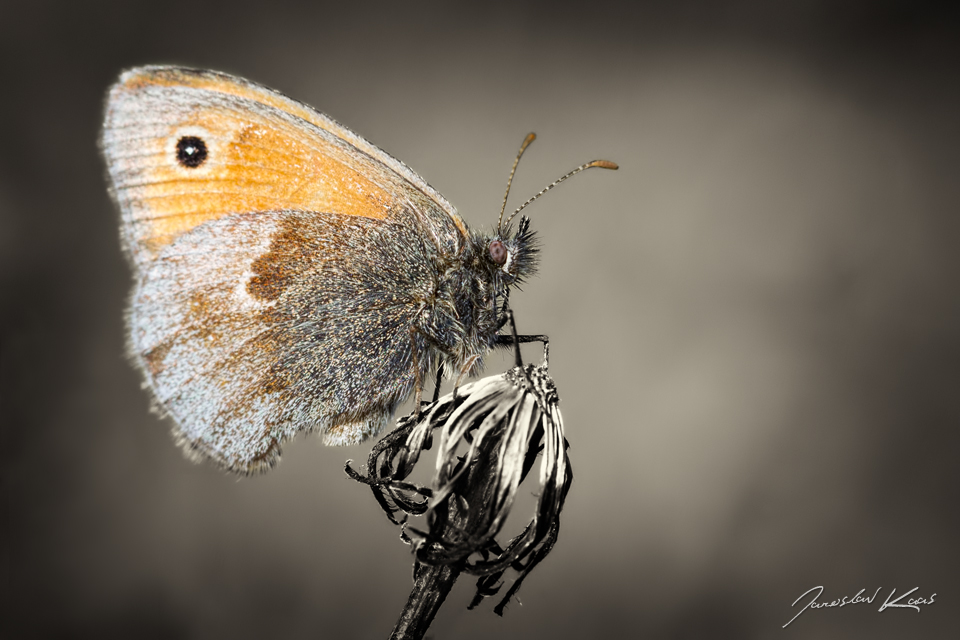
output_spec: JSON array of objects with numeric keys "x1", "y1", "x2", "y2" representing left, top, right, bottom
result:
[{"x1": 100, "y1": 66, "x2": 615, "y2": 473}]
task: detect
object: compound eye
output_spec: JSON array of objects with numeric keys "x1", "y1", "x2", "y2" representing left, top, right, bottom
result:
[{"x1": 488, "y1": 240, "x2": 508, "y2": 266}]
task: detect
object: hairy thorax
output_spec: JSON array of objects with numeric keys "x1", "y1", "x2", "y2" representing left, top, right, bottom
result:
[{"x1": 415, "y1": 241, "x2": 501, "y2": 375}]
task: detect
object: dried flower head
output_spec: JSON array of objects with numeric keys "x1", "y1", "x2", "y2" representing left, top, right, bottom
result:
[{"x1": 347, "y1": 352, "x2": 571, "y2": 616}]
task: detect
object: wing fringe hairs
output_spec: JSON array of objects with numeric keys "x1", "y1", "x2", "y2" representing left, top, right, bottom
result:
[{"x1": 346, "y1": 359, "x2": 571, "y2": 619}]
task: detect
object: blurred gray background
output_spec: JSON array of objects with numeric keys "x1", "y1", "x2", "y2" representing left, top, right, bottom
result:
[{"x1": 2, "y1": 1, "x2": 958, "y2": 638}]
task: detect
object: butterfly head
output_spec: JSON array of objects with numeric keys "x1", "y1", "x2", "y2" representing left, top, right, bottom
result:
[
  {"x1": 487, "y1": 215, "x2": 538, "y2": 286},
  {"x1": 487, "y1": 133, "x2": 616, "y2": 290}
]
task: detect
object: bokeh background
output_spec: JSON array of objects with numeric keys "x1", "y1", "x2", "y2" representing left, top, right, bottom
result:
[{"x1": 2, "y1": 1, "x2": 958, "y2": 638}]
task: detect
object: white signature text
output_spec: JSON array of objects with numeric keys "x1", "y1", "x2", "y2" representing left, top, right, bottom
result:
[{"x1": 783, "y1": 585, "x2": 936, "y2": 628}]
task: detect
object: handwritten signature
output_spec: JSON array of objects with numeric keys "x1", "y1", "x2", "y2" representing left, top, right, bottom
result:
[{"x1": 783, "y1": 585, "x2": 936, "y2": 628}]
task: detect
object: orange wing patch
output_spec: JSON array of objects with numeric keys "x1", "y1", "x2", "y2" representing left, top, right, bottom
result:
[
  {"x1": 122, "y1": 110, "x2": 393, "y2": 251},
  {"x1": 102, "y1": 67, "x2": 467, "y2": 268}
]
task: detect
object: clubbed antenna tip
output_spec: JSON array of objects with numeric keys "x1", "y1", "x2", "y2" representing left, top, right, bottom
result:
[{"x1": 502, "y1": 156, "x2": 619, "y2": 227}]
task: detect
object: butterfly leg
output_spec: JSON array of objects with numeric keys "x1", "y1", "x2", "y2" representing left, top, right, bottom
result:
[
  {"x1": 410, "y1": 327, "x2": 424, "y2": 419},
  {"x1": 449, "y1": 354, "x2": 482, "y2": 404},
  {"x1": 410, "y1": 329, "x2": 450, "y2": 415},
  {"x1": 494, "y1": 310, "x2": 549, "y2": 367},
  {"x1": 432, "y1": 361, "x2": 445, "y2": 403}
]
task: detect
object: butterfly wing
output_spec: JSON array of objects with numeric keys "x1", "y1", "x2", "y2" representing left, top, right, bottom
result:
[
  {"x1": 101, "y1": 67, "x2": 462, "y2": 471},
  {"x1": 135, "y1": 209, "x2": 436, "y2": 471},
  {"x1": 102, "y1": 66, "x2": 468, "y2": 267}
]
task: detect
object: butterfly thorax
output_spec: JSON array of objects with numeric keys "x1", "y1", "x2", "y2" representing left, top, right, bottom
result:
[{"x1": 414, "y1": 217, "x2": 538, "y2": 376}]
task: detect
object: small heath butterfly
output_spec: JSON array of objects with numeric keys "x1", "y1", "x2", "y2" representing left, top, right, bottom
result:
[{"x1": 100, "y1": 66, "x2": 615, "y2": 473}]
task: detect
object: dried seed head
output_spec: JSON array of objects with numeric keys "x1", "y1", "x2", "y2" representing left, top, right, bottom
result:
[{"x1": 346, "y1": 361, "x2": 571, "y2": 614}]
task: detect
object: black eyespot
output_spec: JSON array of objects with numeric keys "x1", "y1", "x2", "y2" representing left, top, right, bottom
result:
[
  {"x1": 488, "y1": 240, "x2": 507, "y2": 266},
  {"x1": 176, "y1": 136, "x2": 207, "y2": 168}
]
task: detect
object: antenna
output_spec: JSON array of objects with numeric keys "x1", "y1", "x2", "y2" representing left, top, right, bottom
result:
[
  {"x1": 502, "y1": 159, "x2": 618, "y2": 229},
  {"x1": 497, "y1": 132, "x2": 537, "y2": 232}
]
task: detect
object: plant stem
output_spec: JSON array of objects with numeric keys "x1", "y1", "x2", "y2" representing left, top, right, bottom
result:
[{"x1": 389, "y1": 561, "x2": 463, "y2": 640}]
